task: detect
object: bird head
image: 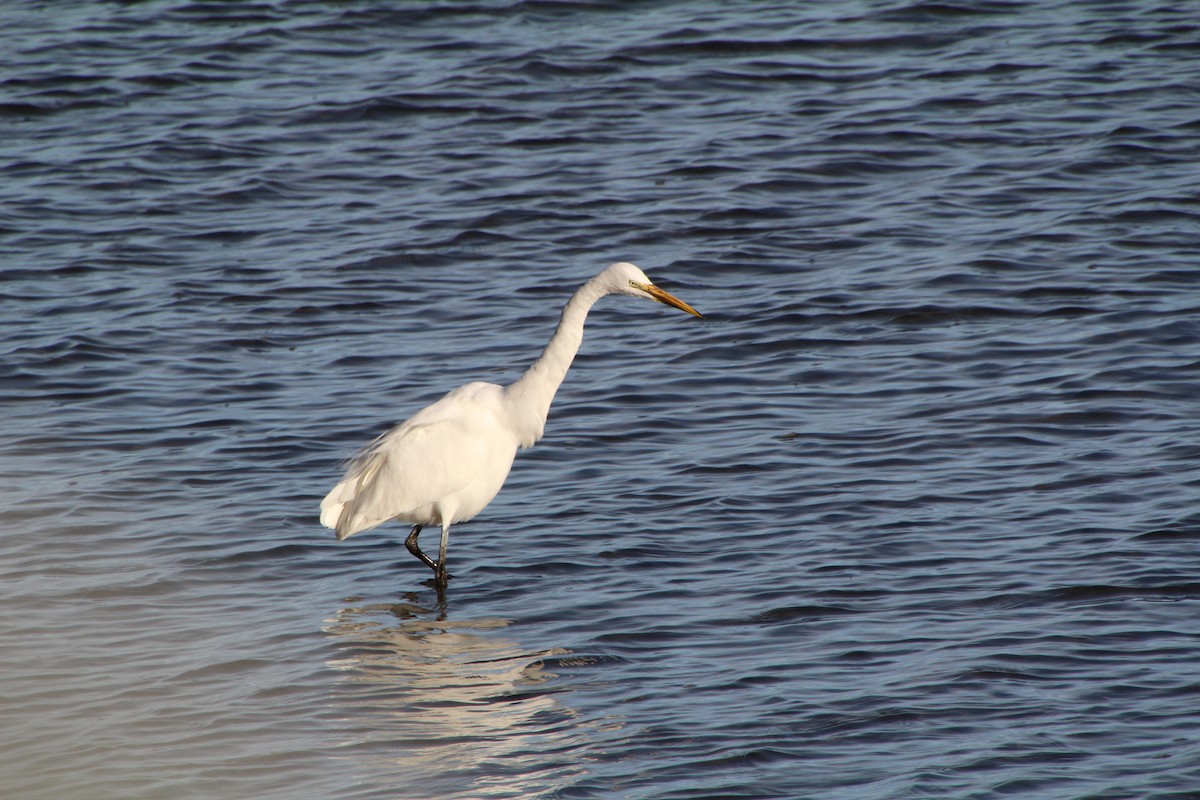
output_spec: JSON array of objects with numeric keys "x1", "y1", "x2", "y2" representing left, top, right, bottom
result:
[{"x1": 604, "y1": 262, "x2": 703, "y2": 318}]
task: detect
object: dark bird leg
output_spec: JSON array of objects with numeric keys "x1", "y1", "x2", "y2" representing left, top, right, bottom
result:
[
  {"x1": 434, "y1": 524, "x2": 452, "y2": 587},
  {"x1": 405, "y1": 525, "x2": 438, "y2": 571},
  {"x1": 406, "y1": 524, "x2": 453, "y2": 583}
]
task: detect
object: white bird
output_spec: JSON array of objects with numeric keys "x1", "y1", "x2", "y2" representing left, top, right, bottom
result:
[{"x1": 320, "y1": 261, "x2": 702, "y2": 587}]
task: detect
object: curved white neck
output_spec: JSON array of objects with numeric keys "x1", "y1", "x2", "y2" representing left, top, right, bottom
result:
[{"x1": 504, "y1": 276, "x2": 610, "y2": 448}]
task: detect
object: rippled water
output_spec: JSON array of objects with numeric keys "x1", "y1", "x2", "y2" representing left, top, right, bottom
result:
[{"x1": 4, "y1": 1, "x2": 1200, "y2": 798}]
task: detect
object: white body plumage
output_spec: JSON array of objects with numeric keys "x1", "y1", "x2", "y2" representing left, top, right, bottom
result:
[{"x1": 320, "y1": 382, "x2": 518, "y2": 540}]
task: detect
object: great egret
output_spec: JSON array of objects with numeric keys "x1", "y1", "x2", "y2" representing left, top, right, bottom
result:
[{"x1": 320, "y1": 261, "x2": 702, "y2": 587}]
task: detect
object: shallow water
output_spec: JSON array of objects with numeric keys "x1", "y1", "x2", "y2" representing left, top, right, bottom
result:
[{"x1": 3, "y1": 1, "x2": 1200, "y2": 798}]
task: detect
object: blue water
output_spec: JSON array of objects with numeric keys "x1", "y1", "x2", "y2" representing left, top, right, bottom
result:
[{"x1": 3, "y1": 1, "x2": 1200, "y2": 798}]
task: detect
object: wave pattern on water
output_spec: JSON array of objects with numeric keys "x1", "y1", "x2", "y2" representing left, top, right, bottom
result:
[{"x1": 3, "y1": 1, "x2": 1200, "y2": 798}]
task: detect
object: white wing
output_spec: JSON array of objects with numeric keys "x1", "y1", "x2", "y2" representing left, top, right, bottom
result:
[{"x1": 320, "y1": 383, "x2": 512, "y2": 540}]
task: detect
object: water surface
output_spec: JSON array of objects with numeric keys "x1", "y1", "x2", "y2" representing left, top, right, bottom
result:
[{"x1": 3, "y1": 1, "x2": 1200, "y2": 798}]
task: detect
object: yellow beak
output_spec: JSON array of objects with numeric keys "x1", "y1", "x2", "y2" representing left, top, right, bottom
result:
[{"x1": 633, "y1": 281, "x2": 704, "y2": 318}]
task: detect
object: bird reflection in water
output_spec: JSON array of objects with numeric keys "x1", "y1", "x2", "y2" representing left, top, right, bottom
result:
[{"x1": 323, "y1": 595, "x2": 605, "y2": 799}]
